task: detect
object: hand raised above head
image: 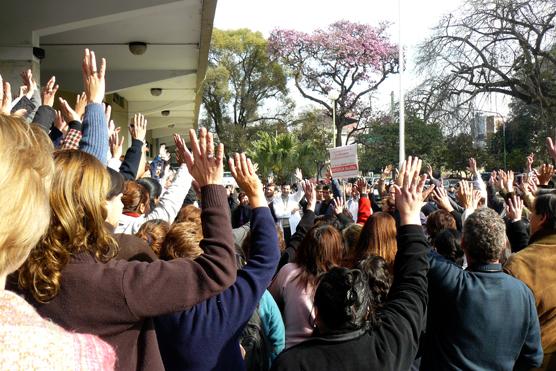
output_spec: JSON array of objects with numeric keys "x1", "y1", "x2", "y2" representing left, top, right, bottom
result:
[
  {"x1": 174, "y1": 128, "x2": 224, "y2": 187},
  {"x1": 58, "y1": 97, "x2": 81, "y2": 123},
  {"x1": 506, "y1": 195, "x2": 523, "y2": 223},
  {"x1": 301, "y1": 180, "x2": 316, "y2": 211},
  {"x1": 393, "y1": 156, "x2": 428, "y2": 226},
  {"x1": 41, "y1": 76, "x2": 59, "y2": 107},
  {"x1": 82, "y1": 48, "x2": 106, "y2": 104},
  {"x1": 0, "y1": 76, "x2": 11, "y2": 115},
  {"x1": 109, "y1": 128, "x2": 124, "y2": 160},
  {"x1": 74, "y1": 92, "x2": 87, "y2": 119},
  {"x1": 129, "y1": 113, "x2": 147, "y2": 142},
  {"x1": 228, "y1": 153, "x2": 265, "y2": 208}
]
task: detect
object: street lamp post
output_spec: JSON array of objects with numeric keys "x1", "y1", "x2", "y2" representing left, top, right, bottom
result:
[{"x1": 328, "y1": 90, "x2": 340, "y2": 148}]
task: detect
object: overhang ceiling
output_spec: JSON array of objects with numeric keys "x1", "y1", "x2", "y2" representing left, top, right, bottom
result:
[{"x1": 0, "y1": 0, "x2": 217, "y2": 141}]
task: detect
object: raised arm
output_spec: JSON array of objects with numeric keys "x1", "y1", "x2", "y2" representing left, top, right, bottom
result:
[
  {"x1": 118, "y1": 114, "x2": 147, "y2": 181},
  {"x1": 289, "y1": 168, "x2": 305, "y2": 203},
  {"x1": 122, "y1": 128, "x2": 237, "y2": 316},
  {"x1": 143, "y1": 134, "x2": 193, "y2": 223},
  {"x1": 220, "y1": 153, "x2": 281, "y2": 329},
  {"x1": 79, "y1": 49, "x2": 109, "y2": 165},
  {"x1": 374, "y1": 156, "x2": 430, "y2": 371}
]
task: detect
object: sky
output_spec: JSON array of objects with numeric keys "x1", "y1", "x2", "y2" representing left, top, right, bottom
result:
[{"x1": 213, "y1": 0, "x2": 510, "y2": 116}]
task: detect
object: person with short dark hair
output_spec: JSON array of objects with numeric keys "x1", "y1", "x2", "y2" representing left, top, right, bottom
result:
[{"x1": 422, "y1": 207, "x2": 543, "y2": 370}]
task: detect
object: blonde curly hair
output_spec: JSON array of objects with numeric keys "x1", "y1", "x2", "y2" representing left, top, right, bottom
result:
[{"x1": 18, "y1": 150, "x2": 117, "y2": 302}]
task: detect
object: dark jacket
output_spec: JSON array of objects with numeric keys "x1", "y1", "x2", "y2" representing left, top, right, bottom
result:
[
  {"x1": 232, "y1": 204, "x2": 252, "y2": 229},
  {"x1": 421, "y1": 252, "x2": 543, "y2": 370},
  {"x1": 119, "y1": 138, "x2": 144, "y2": 181},
  {"x1": 155, "y1": 207, "x2": 280, "y2": 371},
  {"x1": 32, "y1": 105, "x2": 56, "y2": 133},
  {"x1": 271, "y1": 225, "x2": 429, "y2": 371},
  {"x1": 277, "y1": 210, "x2": 316, "y2": 271},
  {"x1": 10, "y1": 185, "x2": 236, "y2": 371}
]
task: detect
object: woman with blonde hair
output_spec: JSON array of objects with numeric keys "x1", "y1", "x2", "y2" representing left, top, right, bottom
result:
[
  {"x1": 12, "y1": 128, "x2": 237, "y2": 371},
  {"x1": 0, "y1": 113, "x2": 115, "y2": 369},
  {"x1": 348, "y1": 212, "x2": 398, "y2": 268}
]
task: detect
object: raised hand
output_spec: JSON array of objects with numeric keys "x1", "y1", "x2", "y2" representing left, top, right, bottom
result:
[
  {"x1": 535, "y1": 164, "x2": 554, "y2": 186},
  {"x1": 74, "y1": 92, "x2": 87, "y2": 119},
  {"x1": 41, "y1": 76, "x2": 59, "y2": 107},
  {"x1": 58, "y1": 97, "x2": 81, "y2": 122},
  {"x1": 82, "y1": 48, "x2": 106, "y2": 104},
  {"x1": 0, "y1": 76, "x2": 11, "y2": 114},
  {"x1": 295, "y1": 168, "x2": 303, "y2": 182},
  {"x1": 228, "y1": 153, "x2": 265, "y2": 208},
  {"x1": 426, "y1": 164, "x2": 434, "y2": 178},
  {"x1": 54, "y1": 110, "x2": 68, "y2": 135},
  {"x1": 506, "y1": 195, "x2": 524, "y2": 223},
  {"x1": 356, "y1": 178, "x2": 368, "y2": 195},
  {"x1": 381, "y1": 164, "x2": 393, "y2": 180},
  {"x1": 109, "y1": 128, "x2": 124, "y2": 160},
  {"x1": 174, "y1": 128, "x2": 224, "y2": 187},
  {"x1": 393, "y1": 156, "x2": 428, "y2": 226},
  {"x1": 332, "y1": 196, "x2": 345, "y2": 215},
  {"x1": 505, "y1": 170, "x2": 515, "y2": 193},
  {"x1": 547, "y1": 136, "x2": 556, "y2": 162},
  {"x1": 302, "y1": 180, "x2": 316, "y2": 211},
  {"x1": 457, "y1": 181, "x2": 475, "y2": 209},
  {"x1": 20, "y1": 69, "x2": 37, "y2": 99},
  {"x1": 526, "y1": 153, "x2": 534, "y2": 173},
  {"x1": 129, "y1": 113, "x2": 147, "y2": 142},
  {"x1": 433, "y1": 185, "x2": 454, "y2": 212},
  {"x1": 468, "y1": 157, "x2": 478, "y2": 174}
]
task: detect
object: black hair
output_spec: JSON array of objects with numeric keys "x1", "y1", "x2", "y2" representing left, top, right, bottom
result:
[
  {"x1": 137, "y1": 178, "x2": 163, "y2": 212},
  {"x1": 314, "y1": 267, "x2": 371, "y2": 334},
  {"x1": 107, "y1": 167, "x2": 125, "y2": 200},
  {"x1": 531, "y1": 192, "x2": 556, "y2": 241},
  {"x1": 433, "y1": 229, "x2": 464, "y2": 266},
  {"x1": 357, "y1": 255, "x2": 392, "y2": 311},
  {"x1": 314, "y1": 214, "x2": 343, "y2": 231}
]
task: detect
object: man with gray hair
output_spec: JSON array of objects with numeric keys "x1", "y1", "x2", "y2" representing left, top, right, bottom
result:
[{"x1": 421, "y1": 207, "x2": 543, "y2": 370}]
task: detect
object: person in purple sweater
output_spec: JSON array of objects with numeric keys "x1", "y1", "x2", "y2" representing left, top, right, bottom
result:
[{"x1": 155, "y1": 153, "x2": 281, "y2": 371}]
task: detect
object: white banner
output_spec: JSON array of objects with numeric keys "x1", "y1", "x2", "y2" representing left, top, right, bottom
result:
[{"x1": 328, "y1": 144, "x2": 359, "y2": 179}]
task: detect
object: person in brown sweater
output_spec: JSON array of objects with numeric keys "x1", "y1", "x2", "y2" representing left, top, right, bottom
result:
[{"x1": 11, "y1": 128, "x2": 236, "y2": 371}]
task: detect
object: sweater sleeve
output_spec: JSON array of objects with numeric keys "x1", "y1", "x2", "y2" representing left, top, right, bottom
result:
[
  {"x1": 259, "y1": 290, "x2": 285, "y2": 361},
  {"x1": 122, "y1": 185, "x2": 237, "y2": 317},
  {"x1": 374, "y1": 225, "x2": 429, "y2": 371},
  {"x1": 80, "y1": 103, "x2": 108, "y2": 165},
  {"x1": 221, "y1": 207, "x2": 280, "y2": 333},
  {"x1": 32, "y1": 105, "x2": 55, "y2": 132},
  {"x1": 118, "y1": 139, "x2": 143, "y2": 181},
  {"x1": 49, "y1": 127, "x2": 64, "y2": 148},
  {"x1": 144, "y1": 164, "x2": 192, "y2": 223}
]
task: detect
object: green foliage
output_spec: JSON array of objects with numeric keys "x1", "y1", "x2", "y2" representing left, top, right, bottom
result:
[
  {"x1": 358, "y1": 115, "x2": 447, "y2": 172},
  {"x1": 247, "y1": 127, "x2": 328, "y2": 184},
  {"x1": 202, "y1": 28, "x2": 291, "y2": 152}
]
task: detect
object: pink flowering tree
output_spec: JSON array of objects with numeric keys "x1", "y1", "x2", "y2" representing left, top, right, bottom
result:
[{"x1": 269, "y1": 21, "x2": 398, "y2": 146}]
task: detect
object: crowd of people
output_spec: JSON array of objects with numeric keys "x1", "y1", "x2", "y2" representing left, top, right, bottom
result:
[{"x1": 0, "y1": 48, "x2": 555, "y2": 371}]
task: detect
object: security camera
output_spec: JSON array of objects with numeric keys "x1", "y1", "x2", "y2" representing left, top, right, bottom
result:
[{"x1": 129, "y1": 42, "x2": 148, "y2": 56}]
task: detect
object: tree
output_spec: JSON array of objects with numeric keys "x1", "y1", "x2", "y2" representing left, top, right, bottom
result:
[
  {"x1": 269, "y1": 21, "x2": 398, "y2": 147},
  {"x1": 357, "y1": 113, "x2": 446, "y2": 172},
  {"x1": 202, "y1": 28, "x2": 292, "y2": 153},
  {"x1": 414, "y1": 0, "x2": 556, "y2": 130}
]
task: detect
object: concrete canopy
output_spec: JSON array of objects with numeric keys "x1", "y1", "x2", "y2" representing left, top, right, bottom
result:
[{"x1": 0, "y1": 0, "x2": 216, "y2": 146}]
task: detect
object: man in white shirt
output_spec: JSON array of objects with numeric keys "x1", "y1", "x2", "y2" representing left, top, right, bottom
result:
[{"x1": 273, "y1": 169, "x2": 304, "y2": 244}]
